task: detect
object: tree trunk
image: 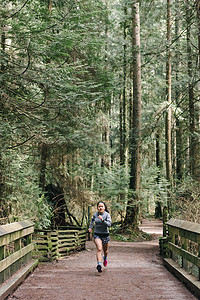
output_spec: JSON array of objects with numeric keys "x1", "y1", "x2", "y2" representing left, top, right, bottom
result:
[
  {"x1": 175, "y1": 0, "x2": 184, "y2": 180},
  {"x1": 195, "y1": 0, "x2": 200, "y2": 179},
  {"x1": 186, "y1": 1, "x2": 197, "y2": 178},
  {"x1": 101, "y1": 0, "x2": 111, "y2": 169},
  {"x1": 0, "y1": 153, "x2": 4, "y2": 218},
  {"x1": 122, "y1": 6, "x2": 128, "y2": 166},
  {"x1": 120, "y1": 5, "x2": 128, "y2": 167},
  {"x1": 197, "y1": 0, "x2": 200, "y2": 70},
  {"x1": 124, "y1": 2, "x2": 141, "y2": 230},
  {"x1": 165, "y1": 0, "x2": 172, "y2": 185},
  {"x1": 165, "y1": 0, "x2": 173, "y2": 216},
  {"x1": 119, "y1": 94, "x2": 123, "y2": 164},
  {"x1": 39, "y1": 144, "x2": 48, "y2": 191},
  {"x1": 0, "y1": 23, "x2": 6, "y2": 211},
  {"x1": 155, "y1": 130, "x2": 162, "y2": 218}
]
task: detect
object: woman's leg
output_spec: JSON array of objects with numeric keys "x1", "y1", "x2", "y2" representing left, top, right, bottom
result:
[
  {"x1": 94, "y1": 238, "x2": 103, "y2": 263},
  {"x1": 103, "y1": 243, "x2": 108, "y2": 259}
]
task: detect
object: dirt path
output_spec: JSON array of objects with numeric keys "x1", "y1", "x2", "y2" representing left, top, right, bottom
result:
[{"x1": 8, "y1": 220, "x2": 197, "y2": 300}]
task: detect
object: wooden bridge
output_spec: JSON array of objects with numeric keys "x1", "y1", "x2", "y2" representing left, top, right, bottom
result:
[{"x1": 0, "y1": 219, "x2": 199, "y2": 299}]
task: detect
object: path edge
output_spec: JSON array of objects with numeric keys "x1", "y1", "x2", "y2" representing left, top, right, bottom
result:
[
  {"x1": 164, "y1": 258, "x2": 200, "y2": 298},
  {"x1": 0, "y1": 259, "x2": 38, "y2": 300}
]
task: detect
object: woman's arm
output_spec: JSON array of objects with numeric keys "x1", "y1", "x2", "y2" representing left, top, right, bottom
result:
[
  {"x1": 103, "y1": 213, "x2": 111, "y2": 228},
  {"x1": 88, "y1": 214, "x2": 96, "y2": 232}
]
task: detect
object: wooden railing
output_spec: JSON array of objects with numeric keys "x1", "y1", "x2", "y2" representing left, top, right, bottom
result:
[
  {"x1": 0, "y1": 220, "x2": 38, "y2": 300},
  {"x1": 33, "y1": 227, "x2": 87, "y2": 261},
  {"x1": 163, "y1": 218, "x2": 200, "y2": 298}
]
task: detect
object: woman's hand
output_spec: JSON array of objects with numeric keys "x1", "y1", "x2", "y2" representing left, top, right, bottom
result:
[
  {"x1": 88, "y1": 228, "x2": 92, "y2": 233},
  {"x1": 98, "y1": 215, "x2": 103, "y2": 221}
]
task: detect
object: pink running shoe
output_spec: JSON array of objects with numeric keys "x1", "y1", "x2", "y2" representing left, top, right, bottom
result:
[{"x1": 103, "y1": 258, "x2": 108, "y2": 267}]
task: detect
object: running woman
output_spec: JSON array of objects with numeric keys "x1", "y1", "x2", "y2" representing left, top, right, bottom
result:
[{"x1": 88, "y1": 201, "x2": 112, "y2": 273}]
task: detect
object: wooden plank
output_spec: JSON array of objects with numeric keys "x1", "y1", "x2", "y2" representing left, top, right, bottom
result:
[
  {"x1": 78, "y1": 230, "x2": 87, "y2": 234},
  {"x1": 0, "y1": 227, "x2": 34, "y2": 247},
  {"x1": 32, "y1": 240, "x2": 48, "y2": 245},
  {"x1": 168, "y1": 242, "x2": 181, "y2": 255},
  {"x1": 59, "y1": 244, "x2": 76, "y2": 249},
  {"x1": 57, "y1": 235, "x2": 76, "y2": 240},
  {"x1": 79, "y1": 233, "x2": 86, "y2": 237},
  {"x1": 0, "y1": 244, "x2": 33, "y2": 273},
  {"x1": 79, "y1": 238, "x2": 86, "y2": 242},
  {"x1": 34, "y1": 245, "x2": 48, "y2": 250},
  {"x1": 0, "y1": 259, "x2": 38, "y2": 300},
  {"x1": 79, "y1": 235, "x2": 86, "y2": 239},
  {"x1": 79, "y1": 241, "x2": 86, "y2": 245},
  {"x1": 50, "y1": 237, "x2": 58, "y2": 241},
  {"x1": 167, "y1": 219, "x2": 200, "y2": 235},
  {"x1": 164, "y1": 258, "x2": 200, "y2": 298},
  {"x1": 32, "y1": 234, "x2": 48, "y2": 239},
  {"x1": 33, "y1": 250, "x2": 48, "y2": 256},
  {"x1": 57, "y1": 229, "x2": 78, "y2": 233},
  {"x1": 179, "y1": 229, "x2": 198, "y2": 244},
  {"x1": 59, "y1": 246, "x2": 75, "y2": 252},
  {"x1": 58, "y1": 238, "x2": 76, "y2": 243},
  {"x1": 50, "y1": 241, "x2": 58, "y2": 247},
  {"x1": 0, "y1": 221, "x2": 34, "y2": 237},
  {"x1": 58, "y1": 243, "x2": 75, "y2": 248},
  {"x1": 168, "y1": 242, "x2": 200, "y2": 268},
  {"x1": 51, "y1": 247, "x2": 58, "y2": 253}
]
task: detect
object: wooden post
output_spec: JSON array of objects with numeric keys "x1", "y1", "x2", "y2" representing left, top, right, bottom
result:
[
  {"x1": 27, "y1": 234, "x2": 32, "y2": 245},
  {"x1": 88, "y1": 206, "x2": 92, "y2": 241},
  {"x1": 14, "y1": 239, "x2": 21, "y2": 251},
  {"x1": 163, "y1": 206, "x2": 168, "y2": 237},
  {"x1": 181, "y1": 236, "x2": 188, "y2": 268},
  {"x1": 0, "y1": 246, "x2": 5, "y2": 260},
  {"x1": 47, "y1": 231, "x2": 52, "y2": 260},
  {"x1": 198, "y1": 243, "x2": 200, "y2": 280},
  {"x1": 51, "y1": 231, "x2": 59, "y2": 260}
]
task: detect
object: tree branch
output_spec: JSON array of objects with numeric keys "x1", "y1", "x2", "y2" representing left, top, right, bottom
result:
[{"x1": 7, "y1": 135, "x2": 35, "y2": 149}]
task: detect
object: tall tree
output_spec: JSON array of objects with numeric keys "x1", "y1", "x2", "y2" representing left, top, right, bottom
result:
[
  {"x1": 195, "y1": 0, "x2": 200, "y2": 180},
  {"x1": 122, "y1": 4, "x2": 128, "y2": 167},
  {"x1": 197, "y1": 0, "x2": 200, "y2": 68},
  {"x1": 175, "y1": 0, "x2": 184, "y2": 181},
  {"x1": 155, "y1": 128, "x2": 162, "y2": 218},
  {"x1": 124, "y1": 2, "x2": 141, "y2": 230},
  {"x1": 165, "y1": 0, "x2": 173, "y2": 217},
  {"x1": 165, "y1": 0, "x2": 172, "y2": 186},
  {"x1": 186, "y1": 0, "x2": 197, "y2": 178}
]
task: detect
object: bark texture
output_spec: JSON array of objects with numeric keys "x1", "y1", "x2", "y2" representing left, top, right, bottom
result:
[{"x1": 124, "y1": 2, "x2": 141, "y2": 230}]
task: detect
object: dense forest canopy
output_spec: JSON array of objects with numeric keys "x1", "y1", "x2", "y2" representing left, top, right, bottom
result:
[{"x1": 0, "y1": 0, "x2": 199, "y2": 229}]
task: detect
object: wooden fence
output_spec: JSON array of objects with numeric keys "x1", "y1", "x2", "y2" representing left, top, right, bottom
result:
[
  {"x1": 33, "y1": 227, "x2": 87, "y2": 261},
  {"x1": 0, "y1": 220, "x2": 38, "y2": 300},
  {"x1": 163, "y1": 218, "x2": 200, "y2": 298}
]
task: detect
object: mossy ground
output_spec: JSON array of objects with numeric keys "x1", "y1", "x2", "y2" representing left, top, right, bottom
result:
[{"x1": 110, "y1": 223, "x2": 153, "y2": 242}]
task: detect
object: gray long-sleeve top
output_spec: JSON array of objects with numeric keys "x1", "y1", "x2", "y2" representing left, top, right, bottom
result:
[{"x1": 89, "y1": 211, "x2": 111, "y2": 234}]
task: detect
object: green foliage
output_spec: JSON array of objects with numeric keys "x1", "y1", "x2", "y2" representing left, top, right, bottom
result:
[
  {"x1": 0, "y1": 0, "x2": 113, "y2": 226},
  {"x1": 141, "y1": 164, "x2": 170, "y2": 213},
  {"x1": 172, "y1": 178, "x2": 200, "y2": 223},
  {"x1": 0, "y1": 0, "x2": 199, "y2": 228},
  {"x1": 93, "y1": 164, "x2": 129, "y2": 199},
  {"x1": 34, "y1": 195, "x2": 52, "y2": 229},
  {"x1": 1, "y1": 150, "x2": 52, "y2": 227}
]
